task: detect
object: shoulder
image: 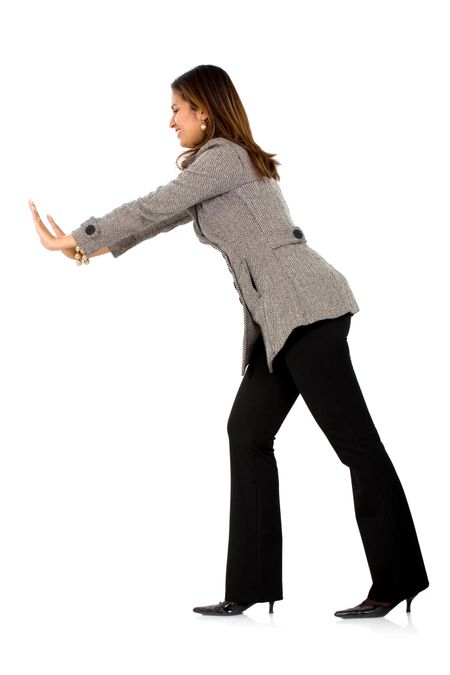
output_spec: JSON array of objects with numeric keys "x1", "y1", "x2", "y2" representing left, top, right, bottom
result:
[
  {"x1": 184, "y1": 137, "x2": 263, "y2": 184},
  {"x1": 183, "y1": 137, "x2": 244, "y2": 169}
]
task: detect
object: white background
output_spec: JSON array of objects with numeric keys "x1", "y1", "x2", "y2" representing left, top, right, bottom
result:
[{"x1": 1, "y1": 0, "x2": 449, "y2": 673}]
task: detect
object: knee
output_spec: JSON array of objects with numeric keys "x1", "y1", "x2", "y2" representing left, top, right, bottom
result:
[
  {"x1": 227, "y1": 412, "x2": 275, "y2": 457},
  {"x1": 227, "y1": 409, "x2": 248, "y2": 446}
]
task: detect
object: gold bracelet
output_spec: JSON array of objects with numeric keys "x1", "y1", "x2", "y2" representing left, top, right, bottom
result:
[{"x1": 74, "y1": 245, "x2": 90, "y2": 266}]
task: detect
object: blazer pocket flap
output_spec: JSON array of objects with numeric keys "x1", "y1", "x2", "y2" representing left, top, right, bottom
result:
[{"x1": 271, "y1": 227, "x2": 307, "y2": 248}]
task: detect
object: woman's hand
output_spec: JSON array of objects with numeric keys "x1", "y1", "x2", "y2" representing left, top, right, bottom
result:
[{"x1": 29, "y1": 198, "x2": 77, "y2": 258}]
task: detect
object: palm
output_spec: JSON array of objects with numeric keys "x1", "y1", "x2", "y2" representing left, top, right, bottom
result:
[
  {"x1": 47, "y1": 215, "x2": 74, "y2": 258},
  {"x1": 29, "y1": 199, "x2": 74, "y2": 258}
]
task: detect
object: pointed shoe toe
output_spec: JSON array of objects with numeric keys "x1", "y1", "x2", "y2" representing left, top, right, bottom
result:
[
  {"x1": 334, "y1": 594, "x2": 417, "y2": 619},
  {"x1": 193, "y1": 600, "x2": 255, "y2": 616},
  {"x1": 193, "y1": 599, "x2": 276, "y2": 615}
]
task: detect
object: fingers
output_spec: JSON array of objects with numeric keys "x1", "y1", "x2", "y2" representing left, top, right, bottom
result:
[
  {"x1": 29, "y1": 199, "x2": 57, "y2": 249},
  {"x1": 29, "y1": 200, "x2": 74, "y2": 252},
  {"x1": 29, "y1": 198, "x2": 38, "y2": 222},
  {"x1": 29, "y1": 199, "x2": 47, "y2": 231},
  {"x1": 47, "y1": 213, "x2": 66, "y2": 236}
]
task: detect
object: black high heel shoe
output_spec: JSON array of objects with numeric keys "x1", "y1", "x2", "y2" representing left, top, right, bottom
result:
[
  {"x1": 193, "y1": 599, "x2": 276, "y2": 616},
  {"x1": 334, "y1": 594, "x2": 417, "y2": 619}
]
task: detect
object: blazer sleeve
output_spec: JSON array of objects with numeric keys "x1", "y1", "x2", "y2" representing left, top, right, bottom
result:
[
  {"x1": 107, "y1": 209, "x2": 193, "y2": 258},
  {"x1": 70, "y1": 139, "x2": 245, "y2": 257}
]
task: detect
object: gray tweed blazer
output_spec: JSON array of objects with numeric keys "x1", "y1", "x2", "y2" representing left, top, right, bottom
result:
[{"x1": 71, "y1": 137, "x2": 360, "y2": 375}]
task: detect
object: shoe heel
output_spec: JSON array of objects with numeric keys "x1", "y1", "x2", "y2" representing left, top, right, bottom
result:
[
  {"x1": 269, "y1": 600, "x2": 275, "y2": 614},
  {"x1": 406, "y1": 595, "x2": 416, "y2": 613}
]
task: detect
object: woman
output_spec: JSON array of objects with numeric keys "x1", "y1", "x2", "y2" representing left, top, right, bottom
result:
[{"x1": 30, "y1": 64, "x2": 429, "y2": 619}]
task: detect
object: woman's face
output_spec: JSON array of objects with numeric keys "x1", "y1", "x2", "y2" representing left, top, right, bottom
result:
[{"x1": 169, "y1": 90, "x2": 208, "y2": 148}]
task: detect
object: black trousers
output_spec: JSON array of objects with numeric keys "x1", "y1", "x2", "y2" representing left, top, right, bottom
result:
[{"x1": 225, "y1": 312, "x2": 429, "y2": 603}]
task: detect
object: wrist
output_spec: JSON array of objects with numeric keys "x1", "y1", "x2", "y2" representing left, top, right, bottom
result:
[
  {"x1": 65, "y1": 234, "x2": 77, "y2": 249},
  {"x1": 50, "y1": 234, "x2": 77, "y2": 251}
]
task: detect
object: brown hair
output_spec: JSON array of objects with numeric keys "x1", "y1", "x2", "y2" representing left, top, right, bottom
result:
[{"x1": 170, "y1": 65, "x2": 281, "y2": 181}]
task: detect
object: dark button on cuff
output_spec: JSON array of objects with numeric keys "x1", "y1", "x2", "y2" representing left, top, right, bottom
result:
[
  {"x1": 293, "y1": 228, "x2": 303, "y2": 239},
  {"x1": 85, "y1": 224, "x2": 96, "y2": 235}
]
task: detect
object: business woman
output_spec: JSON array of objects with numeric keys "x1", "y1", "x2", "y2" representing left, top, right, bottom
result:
[{"x1": 30, "y1": 64, "x2": 429, "y2": 619}]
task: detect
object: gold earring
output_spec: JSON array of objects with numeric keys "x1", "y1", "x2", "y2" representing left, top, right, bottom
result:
[{"x1": 200, "y1": 120, "x2": 207, "y2": 131}]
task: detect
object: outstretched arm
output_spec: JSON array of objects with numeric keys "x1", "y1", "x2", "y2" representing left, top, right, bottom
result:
[
  {"x1": 69, "y1": 139, "x2": 246, "y2": 257},
  {"x1": 29, "y1": 197, "x2": 187, "y2": 259}
]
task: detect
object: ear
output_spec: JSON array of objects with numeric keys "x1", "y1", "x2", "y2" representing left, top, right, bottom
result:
[{"x1": 196, "y1": 108, "x2": 208, "y2": 121}]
